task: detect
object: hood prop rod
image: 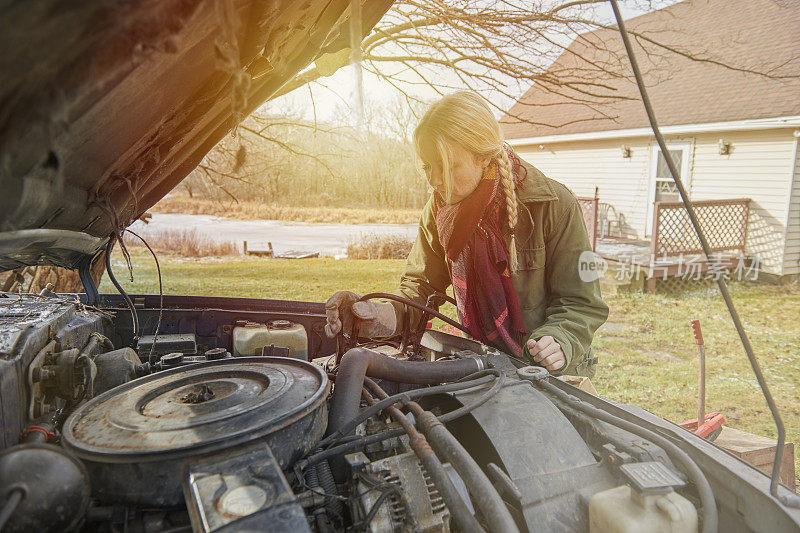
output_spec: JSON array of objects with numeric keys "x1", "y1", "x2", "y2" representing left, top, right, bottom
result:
[{"x1": 610, "y1": 0, "x2": 798, "y2": 507}]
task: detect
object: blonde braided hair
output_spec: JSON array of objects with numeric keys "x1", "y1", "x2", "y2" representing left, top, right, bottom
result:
[
  {"x1": 414, "y1": 91, "x2": 520, "y2": 270},
  {"x1": 497, "y1": 147, "x2": 519, "y2": 270}
]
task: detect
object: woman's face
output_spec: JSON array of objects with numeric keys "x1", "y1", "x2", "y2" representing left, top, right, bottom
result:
[{"x1": 420, "y1": 142, "x2": 491, "y2": 204}]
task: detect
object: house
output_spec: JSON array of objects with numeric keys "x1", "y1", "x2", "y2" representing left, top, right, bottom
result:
[{"x1": 502, "y1": 0, "x2": 800, "y2": 286}]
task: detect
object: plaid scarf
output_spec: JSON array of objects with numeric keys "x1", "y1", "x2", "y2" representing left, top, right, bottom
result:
[{"x1": 433, "y1": 159, "x2": 526, "y2": 357}]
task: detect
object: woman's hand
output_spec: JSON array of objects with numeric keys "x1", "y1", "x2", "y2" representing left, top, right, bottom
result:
[
  {"x1": 526, "y1": 336, "x2": 566, "y2": 371},
  {"x1": 325, "y1": 291, "x2": 397, "y2": 339}
]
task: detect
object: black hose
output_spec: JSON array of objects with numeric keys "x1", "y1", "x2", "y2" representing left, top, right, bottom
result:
[
  {"x1": 358, "y1": 485, "x2": 400, "y2": 530},
  {"x1": 363, "y1": 381, "x2": 484, "y2": 533},
  {"x1": 304, "y1": 464, "x2": 333, "y2": 532},
  {"x1": 0, "y1": 486, "x2": 25, "y2": 530},
  {"x1": 412, "y1": 406, "x2": 518, "y2": 533},
  {"x1": 326, "y1": 348, "x2": 487, "y2": 481},
  {"x1": 437, "y1": 371, "x2": 506, "y2": 425},
  {"x1": 19, "y1": 416, "x2": 55, "y2": 444},
  {"x1": 359, "y1": 292, "x2": 471, "y2": 335},
  {"x1": 306, "y1": 371, "x2": 504, "y2": 467},
  {"x1": 534, "y1": 377, "x2": 717, "y2": 532},
  {"x1": 316, "y1": 458, "x2": 343, "y2": 519},
  {"x1": 608, "y1": 0, "x2": 796, "y2": 509},
  {"x1": 326, "y1": 347, "x2": 487, "y2": 438},
  {"x1": 321, "y1": 370, "x2": 497, "y2": 448},
  {"x1": 105, "y1": 235, "x2": 139, "y2": 341}
]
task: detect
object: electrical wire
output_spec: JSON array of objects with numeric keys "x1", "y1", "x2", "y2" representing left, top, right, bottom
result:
[
  {"x1": 356, "y1": 485, "x2": 402, "y2": 531},
  {"x1": 124, "y1": 229, "x2": 164, "y2": 362},
  {"x1": 608, "y1": 0, "x2": 798, "y2": 508},
  {"x1": 105, "y1": 234, "x2": 139, "y2": 341}
]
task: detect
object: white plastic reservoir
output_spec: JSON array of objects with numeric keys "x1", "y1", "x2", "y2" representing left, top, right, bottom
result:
[
  {"x1": 232, "y1": 320, "x2": 308, "y2": 360},
  {"x1": 589, "y1": 485, "x2": 698, "y2": 533}
]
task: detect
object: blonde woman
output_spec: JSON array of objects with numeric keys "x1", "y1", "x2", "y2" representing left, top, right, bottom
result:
[{"x1": 326, "y1": 92, "x2": 608, "y2": 376}]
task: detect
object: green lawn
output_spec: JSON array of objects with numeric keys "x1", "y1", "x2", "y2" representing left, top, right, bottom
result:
[{"x1": 101, "y1": 248, "x2": 800, "y2": 483}]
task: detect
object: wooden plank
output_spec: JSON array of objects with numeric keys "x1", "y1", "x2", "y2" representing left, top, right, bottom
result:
[{"x1": 714, "y1": 426, "x2": 796, "y2": 490}]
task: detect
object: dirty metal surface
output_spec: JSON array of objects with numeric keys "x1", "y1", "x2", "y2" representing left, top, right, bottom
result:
[
  {"x1": 64, "y1": 357, "x2": 326, "y2": 456},
  {"x1": 62, "y1": 357, "x2": 329, "y2": 506}
]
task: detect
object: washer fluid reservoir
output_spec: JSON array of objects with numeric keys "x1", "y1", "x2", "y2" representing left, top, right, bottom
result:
[
  {"x1": 232, "y1": 320, "x2": 308, "y2": 359},
  {"x1": 589, "y1": 485, "x2": 697, "y2": 533}
]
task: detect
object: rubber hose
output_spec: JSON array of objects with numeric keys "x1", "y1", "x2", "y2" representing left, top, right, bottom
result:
[
  {"x1": 326, "y1": 347, "x2": 487, "y2": 438},
  {"x1": 414, "y1": 408, "x2": 519, "y2": 533},
  {"x1": 535, "y1": 378, "x2": 717, "y2": 533},
  {"x1": 304, "y1": 464, "x2": 332, "y2": 533},
  {"x1": 321, "y1": 372, "x2": 497, "y2": 448},
  {"x1": 317, "y1": 458, "x2": 343, "y2": 519},
  {"x1": 363, "y1": 380, "x2": 484, "y2": 533}
]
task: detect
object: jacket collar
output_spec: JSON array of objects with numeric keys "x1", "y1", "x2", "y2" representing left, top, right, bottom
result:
[{"x1": 516, "y1": 159, "x2": 558, "y2": 203}]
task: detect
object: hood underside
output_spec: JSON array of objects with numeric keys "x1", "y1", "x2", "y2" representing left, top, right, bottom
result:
[{"x1": 0, "y1": 0, "x2": 390, "y2": 271}]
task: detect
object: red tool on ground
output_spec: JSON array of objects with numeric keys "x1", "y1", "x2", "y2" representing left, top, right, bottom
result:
[{"x1": 680, "y1": 319, "x2": 725, "y2": 440}]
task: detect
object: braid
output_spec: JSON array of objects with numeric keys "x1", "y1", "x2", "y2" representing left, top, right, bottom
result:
[{"x1": 497, "y1": 149, "x2": 519, "y2": 271}]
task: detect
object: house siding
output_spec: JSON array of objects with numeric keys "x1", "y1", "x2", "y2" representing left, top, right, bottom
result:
[
  {"x1": 783, "y1": 137, "x2": 800, "y2": 276},
  {"x1": 515, "y1": 128, "x2": 796, "y2": 275},
  {"x1": 516, "y1": 138, "x2": 654, "y2": 239}
]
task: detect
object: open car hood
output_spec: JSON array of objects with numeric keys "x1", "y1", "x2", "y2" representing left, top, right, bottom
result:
[{"x1": 0, "y1": 0, "x2": 391, "y2": 271}]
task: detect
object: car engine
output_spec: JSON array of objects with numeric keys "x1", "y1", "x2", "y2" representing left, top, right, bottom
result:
[{"x1": 0, "y1": 291, "x2": 798, "y2": 533}]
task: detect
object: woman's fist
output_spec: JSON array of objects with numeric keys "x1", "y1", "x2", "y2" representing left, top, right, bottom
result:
[{"x1": 526, "y1": 335, "x2": 566, "y2": 371}]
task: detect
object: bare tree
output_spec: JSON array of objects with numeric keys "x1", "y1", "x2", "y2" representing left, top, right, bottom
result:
[
  {"x1": 275, "y1": 0, "x2": 798, "y2": 126},
  {"x1": 188, "y1": 0, "x2": 800, "y2": 203}
]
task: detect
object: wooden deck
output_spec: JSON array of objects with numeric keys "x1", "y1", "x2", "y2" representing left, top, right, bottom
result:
[
  {"x1": 579, "y1": 197, "x2": 753, "y2": 292},
  {"x1": 595, "y1": 237, "x2": 749, "y2": 292}
]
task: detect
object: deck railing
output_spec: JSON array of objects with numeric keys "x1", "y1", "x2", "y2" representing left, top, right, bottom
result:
[
  {"x1": 575, "y1": 189, "x2": 599, "y2": 251},
  {"x1": 649, "y1": 198, "x2": 750, "y2": 258}
]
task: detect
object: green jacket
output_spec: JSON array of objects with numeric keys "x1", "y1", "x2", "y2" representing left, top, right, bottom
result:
[{"x1": 394, "y1": 160, "x2": 609, "y2": 376}]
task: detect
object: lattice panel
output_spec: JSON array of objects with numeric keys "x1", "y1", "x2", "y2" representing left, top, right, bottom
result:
[
  {"x1": 653, "y1": 199, "x2": 750, "y2": 257},
  {"x1": 654, "y1": 276, "x2": 714, "y2": 295}
]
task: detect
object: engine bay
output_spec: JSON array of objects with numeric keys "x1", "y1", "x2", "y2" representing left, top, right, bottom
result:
[{"x1": 0, "y1": 291, "x2": 798, "y2": 533}]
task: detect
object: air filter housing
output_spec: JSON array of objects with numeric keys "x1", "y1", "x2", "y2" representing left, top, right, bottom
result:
[{"x1": 62, "y1": 357, "x2": 328, "y2": 506}]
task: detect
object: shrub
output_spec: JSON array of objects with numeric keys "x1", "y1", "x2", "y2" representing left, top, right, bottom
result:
[
  {"x1": 123, "y1": 229, "x2": 238, "y2": 257},
  {"x1": 347, "y1": 234, "x2": 414, "y2": 259}
]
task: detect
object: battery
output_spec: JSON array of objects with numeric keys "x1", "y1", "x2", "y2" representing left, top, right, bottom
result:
[{"x1": 137, "y1": 333, "x2": 197, "y2": 363}]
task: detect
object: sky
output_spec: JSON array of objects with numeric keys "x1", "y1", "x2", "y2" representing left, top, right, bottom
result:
[{"x1": 263, "y1": 1, "x2": 681, "y2": 128}]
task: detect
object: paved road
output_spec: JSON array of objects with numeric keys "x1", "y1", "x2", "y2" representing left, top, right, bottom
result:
[{"x1": 129, "y1": 213, "x2": 417, "y2": 258}]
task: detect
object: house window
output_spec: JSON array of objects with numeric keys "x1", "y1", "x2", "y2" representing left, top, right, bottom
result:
[
  {"x1": 654, "y1": 150, "x2": 682, "y2": 203},
  {"x1": 647, "y1": 141, "x2": 692, "y2": 235}
]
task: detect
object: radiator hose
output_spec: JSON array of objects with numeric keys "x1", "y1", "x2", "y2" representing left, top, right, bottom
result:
[{"x1": 326, "y1": 347, "x2": 487, "y2": 439}]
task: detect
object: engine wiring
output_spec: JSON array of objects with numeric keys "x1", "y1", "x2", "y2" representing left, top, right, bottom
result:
[
  {"x1": 104, "y1": 234, "x2": 140, "y2": 341},
  {"x1": 608, "y1": 0, "x2": 798, "y2": 508},
  {"x1": 124, "y1": 229, "x2": 164, "y2": 363}
]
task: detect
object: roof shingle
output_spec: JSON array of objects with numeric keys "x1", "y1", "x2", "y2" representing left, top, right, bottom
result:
[{"x1": 501, "y1": 0, "x2": 800, "y2": 139}]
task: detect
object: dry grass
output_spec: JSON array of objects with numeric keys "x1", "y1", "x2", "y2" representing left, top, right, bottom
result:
[
  {"x1": 347, "y1": 234, "x2": 414, "y2": 259},
  {"x1": 153, "y1": 196, "x2": 421, "y2": 225},
  {"x1": 123, "y1": 229, "x2": 237, "y2": 257}
]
